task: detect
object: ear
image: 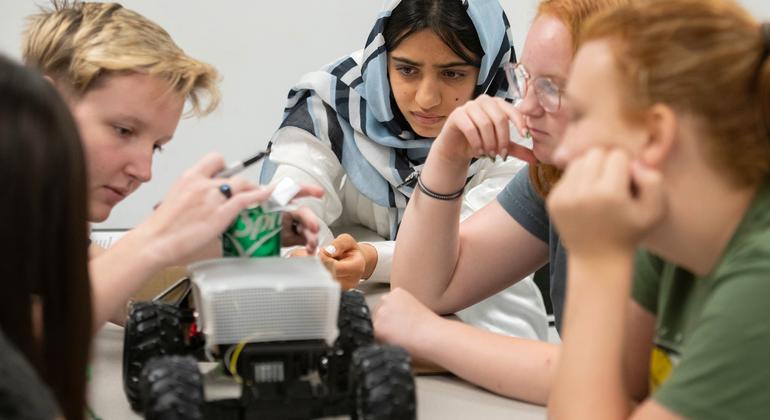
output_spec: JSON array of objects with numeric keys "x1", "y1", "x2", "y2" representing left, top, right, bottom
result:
[{"x1": 639, "y1": 103, "x2": 677, "y2": 168}]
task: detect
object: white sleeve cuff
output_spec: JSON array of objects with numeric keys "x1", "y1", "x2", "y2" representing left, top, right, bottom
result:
[{"x1": 362, "y1": 240, "x2": 395, "y2": 284}]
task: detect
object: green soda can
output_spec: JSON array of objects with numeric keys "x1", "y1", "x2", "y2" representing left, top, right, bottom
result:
[{"x1": 222, "y1": 206, "x2": 282, "y2": 257}]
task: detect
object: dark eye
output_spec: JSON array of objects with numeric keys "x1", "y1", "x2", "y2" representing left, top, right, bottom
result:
[
  {"x1": 443, "y1": 70, "x2": 465, "y2": 79},
  {"x1": 114, "y1": 126, "x2": 133, "y2": 137},
  {"x1": 396, "y1": 65, "x2": 417, "y2": 77},
  {"x1": 536, "y1": 78, "x2": 561, "y2": 96}
]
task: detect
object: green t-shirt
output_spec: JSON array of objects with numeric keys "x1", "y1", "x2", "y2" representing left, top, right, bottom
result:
[{"x1": 633, "y1": 181, "x2": 770, "y2": 420}]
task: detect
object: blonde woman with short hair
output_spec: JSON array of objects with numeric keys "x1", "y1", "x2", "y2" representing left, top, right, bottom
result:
[{"x1": 22, "y1": 2, "x2": 323, "y2": 329}]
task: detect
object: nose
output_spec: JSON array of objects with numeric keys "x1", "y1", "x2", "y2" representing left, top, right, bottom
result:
[
  {"x1": 125, "y1": 143, "x2": 153, "y2": 183},
  {"x1": 515, "y1": 84, "x2": 544, "y2": 117},
  {"x1": 414, "y1": 76, "x2": 441, "y2": 110}
]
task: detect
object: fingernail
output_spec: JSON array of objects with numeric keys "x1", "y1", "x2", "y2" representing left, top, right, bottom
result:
[
  {"x1": 477, "y1": 148, "x2": 485, "y2": 156},
  {"x1": 324, "y1": 245, "x2": 336, "y2": 255},
  {"x1": 501, "y1": 148, "x2": 508, "y2": 160}
]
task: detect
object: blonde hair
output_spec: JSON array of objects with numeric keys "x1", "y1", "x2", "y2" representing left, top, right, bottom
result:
[
  {"x1": 22, "y1": 1, "x2": 220, "y2": 117},
  {"x1": 528, "y1": 0, "x2": 632, "y2": 197},
  {"x1": 582, "y1": 0, "x2": 770, "y2": 186}
]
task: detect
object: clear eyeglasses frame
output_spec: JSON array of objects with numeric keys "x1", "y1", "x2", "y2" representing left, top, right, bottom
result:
[{"x1": 503, "y1": 62, "x2": 564, "y2": 114}]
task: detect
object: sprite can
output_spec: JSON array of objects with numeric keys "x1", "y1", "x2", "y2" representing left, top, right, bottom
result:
[{"x1": 222, "y1": 206, "x2": 282, "y2": 257}]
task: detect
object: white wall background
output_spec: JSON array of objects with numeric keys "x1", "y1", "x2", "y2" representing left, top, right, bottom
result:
[{"x1": 1, "y1": 0, "x2": 768, "y2": 228}]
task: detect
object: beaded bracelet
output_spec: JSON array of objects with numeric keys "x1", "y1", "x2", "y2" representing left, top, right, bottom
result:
[{"x1": 416, "y1": 174, "x2": 464, "y2": 201}]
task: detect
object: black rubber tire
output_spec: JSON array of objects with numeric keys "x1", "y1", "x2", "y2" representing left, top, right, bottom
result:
[
  {"x1": 351, "y1": 344, "x2": 416, "y2": 420},
  {"x1": 140, "y1": 355, "x2": 204, "y2": 420},
  {"x1": 123, "y1": 301, "x2": 186, "y2": 412},
  {"x1": 336, "y1": 290, "x2": 374, "y2": 353}
]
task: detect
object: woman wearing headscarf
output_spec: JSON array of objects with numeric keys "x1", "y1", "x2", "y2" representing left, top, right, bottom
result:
[{"x1": 262, "y1": 0, "x2": 547, "y2": 339}]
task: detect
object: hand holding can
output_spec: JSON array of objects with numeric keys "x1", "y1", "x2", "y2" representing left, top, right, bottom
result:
[{"x1": 222, "y1": 206, "x2": 283, "y2": 257}]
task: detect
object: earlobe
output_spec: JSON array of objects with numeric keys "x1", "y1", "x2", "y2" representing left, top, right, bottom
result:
[{"x1": 640, "y1": 104, "x2": 676, "y2": 168}]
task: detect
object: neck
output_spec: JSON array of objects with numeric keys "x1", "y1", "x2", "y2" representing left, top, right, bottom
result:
[{"x1": 644, "y1": 163, "x2": 757, "y2": 277}]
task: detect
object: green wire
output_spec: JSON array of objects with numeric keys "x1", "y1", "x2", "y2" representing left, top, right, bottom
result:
[
  {"x1": 85, "y1": 365, "x2": 102, "y2": 420},
  {"x1": 86, "y1": 405, "x2": 103, "y2": 420}
]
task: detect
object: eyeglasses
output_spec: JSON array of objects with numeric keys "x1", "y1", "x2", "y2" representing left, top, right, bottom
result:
[{"x1": 503, "y1": 62, "x2": 564, "y2": 113}]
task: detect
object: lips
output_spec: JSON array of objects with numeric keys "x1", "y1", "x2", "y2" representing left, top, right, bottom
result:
[
  {"x1": 411, "y1": 112, "x2": 444, "y2": 126},
  {"x1": 108, "y1": 185, "x2": 129, "y2": 197},
  {"x1": 101, "y1": 185, "x2": 129, "y2": 205}
]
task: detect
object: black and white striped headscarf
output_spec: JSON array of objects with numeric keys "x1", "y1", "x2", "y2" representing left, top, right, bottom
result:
[{"x1": 262, "y1": 0, "x2": 515, "y2": 239}]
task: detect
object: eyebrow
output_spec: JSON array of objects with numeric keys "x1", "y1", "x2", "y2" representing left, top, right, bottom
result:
[
  {"x1": 391, "y1": 56, "x2": 474, "y2": 69},
  {"x1": 532, "y1": 71, "x2": 568, "y2": 86},
  {"x1": 544, "y1": 74, "x2": 568, "y2": 85},
  {"x1": 114, "y1": 114, "x2": 147, "y2": 130},
  {"x1": 113, "y1": 114, "x2": 174, "y2": 142},
  {"x1": 518, "y1": 62, "x2": 566, "y2": 83}
]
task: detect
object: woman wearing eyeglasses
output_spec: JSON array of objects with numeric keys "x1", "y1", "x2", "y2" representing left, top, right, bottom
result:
[
  {"x1": 375, "y1": 0, "x2": 629, "y2": 404},
  {"x1": 261, "y1": 0, "x2": 551, "y2": 340}
]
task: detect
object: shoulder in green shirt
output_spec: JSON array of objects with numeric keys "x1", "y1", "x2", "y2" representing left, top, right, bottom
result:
[{"x1": 632, "y1": 180, "x2": 770, "y2": 420}]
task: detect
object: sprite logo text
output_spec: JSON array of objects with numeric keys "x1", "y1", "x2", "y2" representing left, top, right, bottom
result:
[{"x1": 222, "y1": 207, "x2": 282, "y2": 257}]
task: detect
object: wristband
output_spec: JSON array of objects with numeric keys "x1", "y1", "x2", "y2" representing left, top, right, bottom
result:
[{"x1": 416, "y1": 174, "x2": 464, "y2": 201}]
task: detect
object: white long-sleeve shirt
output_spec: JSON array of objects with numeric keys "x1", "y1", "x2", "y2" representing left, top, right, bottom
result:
[{"x1": 265, "y1": 126, "x2": 548, "y2": 340}]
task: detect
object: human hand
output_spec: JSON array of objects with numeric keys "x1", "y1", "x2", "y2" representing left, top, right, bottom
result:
[
  {"x1": 134, "y1": 153, "x2": 320, "y2": 268},
  {"x1": 289, "y1": 247, "x2": 310, "y2": 257},
  {"x1": 434, "y1": 95, "x2": 537, "y2": 164},
  {"x1": 288, "y1": 247, "x2": 341, "y2": 279},
  {"x1": 373, "y1": 288, "x2": 441, "y2": 358},
  {"x1": 318, "y1": 234, "x2": 377, "y2": 290},
  {"x1": 547, "y1": 148, "x2": 666, "y2": 258},
  {"x1": 281, "y1": 203, "x2": 324, "y2": 254}
]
